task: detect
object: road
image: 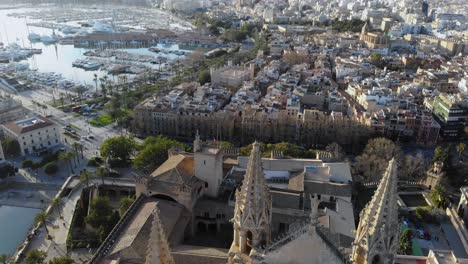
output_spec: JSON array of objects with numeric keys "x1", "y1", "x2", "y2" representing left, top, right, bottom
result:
[{"x1": 12, "y1": 89, "x2": 121, "y2": 159}]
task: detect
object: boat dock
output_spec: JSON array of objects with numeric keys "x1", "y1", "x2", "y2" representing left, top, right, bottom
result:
[{"x1": 61, "y1": 31, "x2": 176, "y2": 48}]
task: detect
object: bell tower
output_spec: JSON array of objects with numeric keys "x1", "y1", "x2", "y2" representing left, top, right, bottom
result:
[{"x1": 228, "y1": 141, "x2": 272, "y2": 264}]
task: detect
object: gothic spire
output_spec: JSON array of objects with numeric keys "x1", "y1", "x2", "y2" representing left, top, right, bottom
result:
[
  {"x1": 236, "y1": 141, "x2": 271, "y2": 226},
  {"x1": 146, "y1": 206, "x2": 175, "y2": 264},
  {"x1": 352, "y1": 158, "x2": 400, "y2": 264},
  {"x1": 228, "y1": 141, "x2": 272, "y2": 263},
  {"x1": 309, "y1": 194, "x2": 319, "y2": 228}
]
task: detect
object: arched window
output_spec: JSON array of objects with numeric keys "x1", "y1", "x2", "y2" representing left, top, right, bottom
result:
[
  {"x1": 372, "y1": 255, "x2": 381, "y2": 264},
  {"x1": 245, "y1": 231, "x2": 253, "y2": 254}
]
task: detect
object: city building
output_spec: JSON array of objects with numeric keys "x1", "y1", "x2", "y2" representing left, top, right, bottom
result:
[
  {"x1": 359, "y1": 22, "x2": 389, "y2": 50},
  {"x1": 1, "y1": 116, "x2": 61, "y2": 156},
  {"x1": 458, "y1": 187, "x2": 468, "y2": 225},
  {"x1": 210, "y1": 61, "x2": 255, "y2": 89},
  {"x1": 432, "y1": 93, "x2": 468, "y2": 140}
]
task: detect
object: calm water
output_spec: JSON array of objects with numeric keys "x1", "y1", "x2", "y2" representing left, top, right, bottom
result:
[
  {"x1": 0, "y1": 7, "x2": 188, "y2": 85},
  {"x1": 0, "y1": 205, "x2": 40, "y2": 255}
]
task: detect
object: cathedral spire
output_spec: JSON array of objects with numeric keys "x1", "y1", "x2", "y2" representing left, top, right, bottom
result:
[
  {"x1": 237, "y1": 141, "x2": 271, "y2": 215},
  {"x1": 228, "y1": 141, "x2": 272, "y2": 264},
  {"x1": 193, "y1": 130, "x2": 201, "y2": 152},
  {"x1": 352, "y1": 158, "x2": 400, "y2": 264},
  {"x1": 146, "y1": 206, "x2": 175, "y2": 264}
]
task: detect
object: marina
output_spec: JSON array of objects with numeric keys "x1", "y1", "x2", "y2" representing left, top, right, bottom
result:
[{"x1": 0, "y1": 5, "x2": 199, "y2": 89}]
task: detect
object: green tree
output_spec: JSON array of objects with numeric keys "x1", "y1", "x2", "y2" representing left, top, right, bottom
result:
[
  {"x1": 72, "y1": 142, "x2": 84, "y2": 160},
  {"x1": 119, "y1": 196, "x2": 135, "y2": 217},
  {"x1": 25, "y1": 250, "x2": 46, "y2": 264},
  {"x1": 133, "y1": 136, "x2": 186, "y2": 173},
  {"x1": 79, "y1": 170, "x2": 95, "y2": 187},
  {"x1": 325, "y1": 142, "x2": 346, "y2": 161},
  {"x1": 96, "y1": 166, "x2": 109, "y2": 185},
  {"x1": 400, "y1": 153, "x2": 427, "y2": 180},
  {"x1": 398, "y1": 229, "x2": 412, "y2": 255},
  {"x1": 100, "y1": 136, "x2": 136, "y2": 163},
  {"x1": 430, "y1": 185, "x2": 446, "y2": 208},
  {"x1": 1, "y1": 139, "x2": 21, "y2": 158},
  {"x1": 198, "y1": 70, "x2": 211, "y2": 85},
  {"x1": 50, "y1": 197, "x2": 64, "y2": 218},
  {"x1": 59, "y1": 151, "x2": 74, "y2": 175},
  {"x1": 354, "y1": 137, "x2": 402, "y2": 181},
  {"x1": 369, "y1": 52, "x2": 382, "y2": 66},
  {"x1": 48, "y1": 256, "x2": 74, "y2": 264},
  {"x1": 85, "y1": 196, "x2": 113, "y2": 229},
  {"x1": 44, "y1": 162, "x2": 58, "y2": 175},
  {"x1": 34, "y1": 211, "x2": 50, "y2": 236},
  {"x1": 86, "y1": 197, "x2": 120, "y2": 242},
  {"x1": 433, "y1": 146, "x2": 449, "y2": 164},
  {"x1": 0, "y1": 254, "x2": 10, "y2": 264}
]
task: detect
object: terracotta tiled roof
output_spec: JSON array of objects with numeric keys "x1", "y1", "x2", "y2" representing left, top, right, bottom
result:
[{"x1": 2, "y1": 116, "x2": 55, "y2": 135}]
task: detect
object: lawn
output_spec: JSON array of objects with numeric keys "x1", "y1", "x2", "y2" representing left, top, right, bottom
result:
[{"x1": 90, "y1": 114, "x2": 114, "y2": 127}]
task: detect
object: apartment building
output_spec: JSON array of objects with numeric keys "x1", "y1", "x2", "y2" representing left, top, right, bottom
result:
[{"x1": 1, "y1": 116, "x2": 61, "y2": 156}]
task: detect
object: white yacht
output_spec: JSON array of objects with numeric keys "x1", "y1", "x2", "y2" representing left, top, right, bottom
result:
[
  {"x1": 28, "y1": 33, "x2": 41, "y2": 42},
  {"x1": 40, "y1": 35, "x2": 57, "y2": 44}
]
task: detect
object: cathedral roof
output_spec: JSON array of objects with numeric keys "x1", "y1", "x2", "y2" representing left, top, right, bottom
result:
[{"x1": 149, "y1": 154, "x2": 197, "y2": 185}]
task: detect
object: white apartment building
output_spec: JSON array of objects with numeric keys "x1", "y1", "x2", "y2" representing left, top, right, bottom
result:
[{"x1": 1, "y1": 116, "x2": 61, "y2": 156}]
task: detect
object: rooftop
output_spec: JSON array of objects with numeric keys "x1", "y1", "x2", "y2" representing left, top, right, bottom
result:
[{"x1": 2, "y1": 116, "x2": 55, "y2": 134}]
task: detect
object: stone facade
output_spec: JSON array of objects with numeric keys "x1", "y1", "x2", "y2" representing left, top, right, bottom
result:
[
  {"x1": 210, "y1": 61, "x2": 255, "y2": 89},
  {"x1": 360, "y1": 22, "x2": 389, "y2": 50}
]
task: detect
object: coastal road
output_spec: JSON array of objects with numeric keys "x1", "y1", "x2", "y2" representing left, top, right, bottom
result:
[{"x1": 13, "y1": 90, "x2": 120, "y2": 152}]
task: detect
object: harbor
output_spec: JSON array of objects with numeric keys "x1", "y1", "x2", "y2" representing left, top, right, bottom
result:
[{"x1": 0, "y1": 4, "x2": 209, "y2": 88}]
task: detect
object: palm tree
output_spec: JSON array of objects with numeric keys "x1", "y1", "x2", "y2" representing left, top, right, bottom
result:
[
  {"x1": 457, "y1": 142, "x2": 466, "y2": 161},
  {"x1": 96, "y1": 166, "x2": 109, "y2": 185},
  {"x1": 67, "y1": 151, "x2": 77, "y2": 171},
  {"x1": 80, "y1": 170, "x2": 94, "y2": 187},
  {"x1": 108, "y1": 83, "x2": 114, "y2": 97},
  {"x1": 93, "y1": 73, "x2": 99, "y2": 97},
  {"x1": 50, "y1": 197, "x2": 64, "y2": 218},
  {"x1": 73, "y1": 142, "x2": 84, "y2": 159},
  {"x1": 34, "y1": 211, "x2": 50, "y2": 237},
  {"x1": 59, "y1": 152, "x2": 72, "y2": 175}
]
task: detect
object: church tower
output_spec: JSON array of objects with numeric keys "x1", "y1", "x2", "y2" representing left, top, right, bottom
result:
[
  {"x1": 228, "y1": 141, "x2": 272, "y2": 264},
  {"x1": 146, "y1": 207, "x2": 175, "y2": 264},
  {"x1": 360, "y1": 21, "x2": 369, "y2": 41},
  {"x1": 352, "y1": 158, "x2": 400, "y2": 264}
]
